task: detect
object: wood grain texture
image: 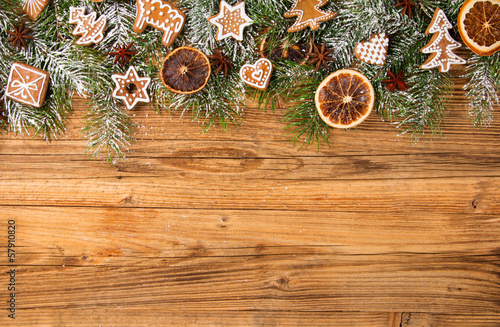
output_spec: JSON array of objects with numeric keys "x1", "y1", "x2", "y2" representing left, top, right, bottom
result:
[{"x1": 1, "y1": 75, "x2": 500, "y2": 326}]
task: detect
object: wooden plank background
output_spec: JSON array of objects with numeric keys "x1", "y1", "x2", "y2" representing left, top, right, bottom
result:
[{"x1": 1, "y1": 71, "x2": 500, "y2": 326}]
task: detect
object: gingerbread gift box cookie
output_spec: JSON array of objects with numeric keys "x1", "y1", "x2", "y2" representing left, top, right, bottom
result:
[
  {"x1": 133, "y1": 0, "x2": 186, "y2": 47},
  {"x1": 6, "y1": 62, "x2": 50, "y2": 108}
]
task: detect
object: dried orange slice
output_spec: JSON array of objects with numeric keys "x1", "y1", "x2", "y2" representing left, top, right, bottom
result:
[
  {"x1": 458, "y1": 0, "x2": 500, "y2": 56},
  {"x1": 315, "y1": 69, "x2": 374, "y2": 129},
  {"x1": 161, "y1": 46, "x2": 211, "y2": 94}
]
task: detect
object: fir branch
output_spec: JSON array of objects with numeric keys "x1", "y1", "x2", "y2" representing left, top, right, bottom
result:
[
  {"x1": 282, "y1": 79, "x2": 330, "y2": 149},
  {"x1": 83, "y1": 83, "x2": 135, "y2": 162},
  {"x1": 166, "y1": 72, "x2": 245, "y2": 132},
  {"x1": 463, "y1": 53, "x2": 500, "y2": 128},
  {"x1": 395, "y1": 70, "x2": 452, "y2": 141}
]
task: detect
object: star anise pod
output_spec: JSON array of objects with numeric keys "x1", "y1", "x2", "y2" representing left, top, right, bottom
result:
[
  {"x1": 7, "y1": 22, "x2": 34, "y2": 51},
  {"x1": 208, "y1": 49, "x2": 233, "y2": 77},
  {"x1": 383, "y1": 71, "x2": 408, "y2": 92},
  {"x1": 106, "y1": 43, "x2": 137, "y2": 68},
  {"x1": 308, "y1": 43, "x2": 335, "y2": 72},
  {"x1": 395, "y1": 0, "x2": 416, "y2": 19}
]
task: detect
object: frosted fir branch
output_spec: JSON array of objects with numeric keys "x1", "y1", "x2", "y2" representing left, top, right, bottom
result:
[
  {"x1": 166, "y1": 72, "x2": 246, "y2": 132},
  {"x1": 83, "y1": 87, "x2": 135, "y2": 162},
  {"x1": 463, "y1": 54, "x2": 500, "y2": 128},
  {"x1": 395, "y1": 70, "x2": 452, "y2": 141}
]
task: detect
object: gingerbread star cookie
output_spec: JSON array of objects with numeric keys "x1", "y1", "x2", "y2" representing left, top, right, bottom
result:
[
  {"x1": 284, "y1": 0, "x2": 337, "y2": 32},
  {"x1": 239, "y1": 58, "x2": 273, "y2": 91},
  {"x1": 69, "y1": 7, "x2": 107, "y2": 46},
  {"x1": 23, "y1": 0, "x2": 49, "y2": 21},
  {"x1": 133, "y1": 0, "x2": 186, "y2": 48},
  {"x1": 354, "y1": 33, "x2": 389, "y2": 66},
  {"x1": 6, "y1": 62, "x2": 50, "y2": 108},
  {"x1": 208, "y1": 0, "x2": 253, "y2": 42},
  {"x1": 111, "y1": 66, "x2": 151, "y2": 110}
]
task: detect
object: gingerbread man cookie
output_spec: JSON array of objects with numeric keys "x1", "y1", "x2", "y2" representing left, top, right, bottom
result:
[
  {"x1": 6, "y1": 62, "x2": 50, "y2": 108},
  {"x1": 208, "y1": 0, "x2": 253, "y2": 41},
  {"x1": 23, "y1": 0, "x2": 49, "y2": 20},
  {"x1": 354, "y1": 33, "x2": 389, "y2": 66},
  {"x1": 69, "y1": 7, "x2": 107, "y2": 46},
  {"x1": 239, "y1": 58, "x2": 273, "y2": 91},
  {"x1": 284, "y1": 0, "x2": 337, "y2": 33},
  {"x1": 133, "y1": 0, "x2": 186, "y2": 48},
  {"x1": 111, "y1": 66, "x2": 151, "y2": 110}
]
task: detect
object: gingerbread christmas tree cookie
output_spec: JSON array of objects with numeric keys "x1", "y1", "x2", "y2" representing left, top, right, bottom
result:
[
  {"x1": 133, "y1": 0, "x2": 186, "y2": 47},
  {"x1": 284, "y1": 0, "x2": 337, "y2": 32},
  {"x1": 239, "y1": 58, "x2": 273, "y2": 91},
  {"x1": 23, "y1": 0, "x2": 49, "y2": 21},
  {"x1": 111, "y1": 66, "x2": 151, "y2": 110},
  {"x1": 5, "y1": 62, "x2": 50, "y2": 108},
  {"x1": 69, "y1": 7, "x2": 107, "y2": 46},
  {"x1": 208, "y1": 0, "x2": 253, "y2": 41},
  {"x1": 420, "y1": 8, "x2": 466, "y2": 72}
]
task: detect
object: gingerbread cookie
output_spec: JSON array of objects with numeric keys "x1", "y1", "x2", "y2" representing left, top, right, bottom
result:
[
  {"x1": 239, "y1": 58, "x2": 273, "y2": 91},
  {"x1": 69, "y1": 7, "x2": 107, "y2": 46},
  {"x1": 23, "y1": 0, "x2": 49, "y2": 21},
  {"x1": 5, "y1": 62, "x2": 50, "y2": 108},
  {"x1": 354, "y1": 33, "x2": 389, "y2": 66},
  {"x1": 284, "y1": 0, "x2": 337, "y2": 33},
  {"x1": 111, "y1": 66, "x2": 151, "y2": 110},
  {"x1": 133, "y1": 0, "x2": 186, "y2": 48},
  {"x1": 420, "y1": 8, "x2": 466, "y2": 72},
  {"x1": 208, "y1": 0, "x2": 253, "y2": 41}
]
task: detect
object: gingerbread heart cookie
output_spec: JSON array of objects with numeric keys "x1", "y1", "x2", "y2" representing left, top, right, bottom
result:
[
  {"x1": 354, "y1": 33, "x2": 389, "y2": 66},
  {"x1": 239, "y1": 58, "x2": 273, "y2": 91}
]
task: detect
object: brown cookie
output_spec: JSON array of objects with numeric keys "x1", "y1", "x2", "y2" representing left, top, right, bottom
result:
[
  {"x1": 111, "y1": 66, "x2": 151, "y2": 110},
  {"x1": 69, "y1": 7, "x2": 107, "y2": 46},
  {"x1": 208, "y1": 0, "x2": 253, "y2": 41},
  {"x1": 23, "y1": 0, "x2": 49, "y2": 21},
  {"x1": 133, "y1": 0, "x2": 186, "y2": 47},
  {"x1": 239, "y1": 58, "x2": 273, "y2": 91},
  {"x1": 5, "y1": 62, "x2": 50, "y2": 108},
  {"x1": 421, "y1": 7, "x2": 466, "y2": 72},
  {"x1": 284, "y1": 0, "x2": 337, "y2": 33},
  {"x1": 354, "y1": 33, "x2": 389, "y2": 66}
]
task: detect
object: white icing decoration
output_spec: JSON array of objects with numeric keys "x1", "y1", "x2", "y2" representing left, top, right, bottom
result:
[
  {"x1": 111, "y1": 66, "x2": 151, "y2": 110},
  {"x1": 421, "y1": 8, "x2": 466, "y2": 72},
  {"x1": 208, "y1": 1, "x2": 253, "y2": 41}
]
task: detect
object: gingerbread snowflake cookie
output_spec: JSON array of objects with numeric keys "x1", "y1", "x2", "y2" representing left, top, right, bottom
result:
[
  {"x1": 239, "y1": 58, "x2": 273, "y2": 91},
  {"x1": 133, "y1": 0, "x2": 186, "y2": 48},
  {"x1": 111, "y1": 66, "x2": 151, "y2": 110},
  {"x1": 6, "y1": 62, "x2": 50, "y2": 108},
  {"x1": 354, "y1": 33, "x2": 389, "y2": 66},
  {"x1": 284, "y1": 0, "x2": 337, "y2": 32},
  {"x1": 23, "y1": 0, "x2": 49, "y2": 20},
  {"x1": 208, "y1": 0, "x2": 253, "y2": 41},
  {"x1": 69, "y1": 7, "x2": 107, "y2": 46}
]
